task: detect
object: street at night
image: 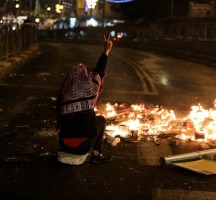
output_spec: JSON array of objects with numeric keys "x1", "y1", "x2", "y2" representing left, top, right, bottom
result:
[{"x1": 1, "y1": 42, "x2": 216, "y2": 199}]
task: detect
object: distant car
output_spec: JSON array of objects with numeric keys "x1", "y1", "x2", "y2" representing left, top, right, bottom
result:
[{"x1": 111, "y1": 31, "x2": 127, "y2": 42}]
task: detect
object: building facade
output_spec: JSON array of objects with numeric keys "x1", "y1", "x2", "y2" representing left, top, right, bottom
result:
[
  {"x1": 189, "y1": 1, "x2": 216, "y2": 17},
  {"x1": 75, "y1": 0, "x2": 121, "y2": 24}
]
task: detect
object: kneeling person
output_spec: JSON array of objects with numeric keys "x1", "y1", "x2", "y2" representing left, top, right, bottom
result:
[{"x1": 56, "y1": 34, "x2": 113, "y2": 164}]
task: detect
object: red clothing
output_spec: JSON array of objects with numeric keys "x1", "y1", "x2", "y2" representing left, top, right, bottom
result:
[
  {"x1": 57, "y1": 53, "x2": 108, "y2": 154},
  {"x1": 63, "y1": 138, "x2": 87, "y2": 148}
]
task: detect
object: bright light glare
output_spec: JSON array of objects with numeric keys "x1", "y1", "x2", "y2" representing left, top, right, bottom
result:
[
  {"x1": 69, "y1": 18, "x2": 76, "y2": 28},
  {"x1": 86, "y1": 18, "x2": 98, "y2": 27},
  {"x1": 110, "y1": 31, "x2": 115, "y2": 37},
  {"x1": 86, "y1": 0, "x2": 98, "y2": 9},
  {"x1": 106, "y1": 0, "x2": 134, "y2": 3},
  {"x1": 55, "y1": 4, "x2": 61, "y2": 13},
  {"x1": 35, "y1": 18, "x2": 40, "y2": 23}
]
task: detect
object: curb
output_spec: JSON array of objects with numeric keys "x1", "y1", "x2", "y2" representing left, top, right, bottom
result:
[{"x1": 0, "y1": 44, "x2": 39, "y2": 71}]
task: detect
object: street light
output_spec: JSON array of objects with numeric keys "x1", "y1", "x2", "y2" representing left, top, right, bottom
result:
[
  {"x1": 47, "y1": 6, "x2": 51, "y2": 12},
  {"x1": 86, "y1": 0, "x2": 98, "y2": 17},
  {"x1": 55, "y1": 1, "x2": 64, "y2": 14},
  {"x1": 86, "y1": 0, "x2": 98, "y2": 9},
  {"x1": 15, "y1": 3, "x2": 19, "y2": 9},
  {"x1": 59, "y1": 4, "x2": 64, "y2": 11},
  {"x1": 15, "y1": 0, "x2": 20, "y2": 17},
  {"x1": 47, "y1": 5, "x2": 51, "y2": 17},
  {"x1": 170, "y1": 0, "x2": 174, "y2": 18},
  {"x1": 106, "y1": 0, "x2": 134, "y2": 2},
  {"x1": 35, "y1": 16, "x2": 40, "y2": 23}
]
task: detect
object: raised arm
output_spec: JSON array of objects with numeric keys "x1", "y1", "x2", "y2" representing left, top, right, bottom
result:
[
  {"x1": 104, "y1": 33, "x2": 113, "y2": 56},
  {"x1": 93, "y1": 33, "x2": 113, "y2": 78}
]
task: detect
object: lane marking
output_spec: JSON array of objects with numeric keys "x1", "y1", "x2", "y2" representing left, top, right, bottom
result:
[
  {"x1": 1, "y1": 52, "x2": 159, "y2": 96},
  {"x1": 113, "y1": 54, "x2": 158, "y2": 95}
]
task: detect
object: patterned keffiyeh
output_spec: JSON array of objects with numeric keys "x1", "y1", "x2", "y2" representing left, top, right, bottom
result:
[{"x1": 58, "y1": 64, "x2": 101, "y2": 115}]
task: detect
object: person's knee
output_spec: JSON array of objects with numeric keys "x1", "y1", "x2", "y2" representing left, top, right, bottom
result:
[{"x1": 96, "y1": 115, "x2": 107, "y2": 125}]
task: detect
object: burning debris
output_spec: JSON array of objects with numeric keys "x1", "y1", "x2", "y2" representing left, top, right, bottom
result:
[{"x1": 96, "y1": 100, "x2": 216, "y2": 145}]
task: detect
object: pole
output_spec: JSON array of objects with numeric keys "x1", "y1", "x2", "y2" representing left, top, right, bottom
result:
[
  {"x1": 0, "y1": 2, "x2": 2, "y2": 19},
  {"x1": 102, "y1": 0, "x2": 105, "y2": 27},
  {"x1": 170, "y1": 0, "x2": 174, "y2": 18},
  {"x1": 204, "y1": 21, "x2": 207, "y2": 41},
  {"x1": 90, "y1": 8, "x2": 92, "y2": 17},
  {"x1": 73, "y1": 0, "x2": 77, "y2": 18},
  {"x1": 160, "y1": 148, "x2": 216, "y2": 165},
  {"x1": 30, "y1": 0, "x2": 32, "y2": 13}
]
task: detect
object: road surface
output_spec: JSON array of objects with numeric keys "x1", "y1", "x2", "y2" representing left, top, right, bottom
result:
[{"x1": 0, "y1": 42, "x2": 216, "y2": 200}]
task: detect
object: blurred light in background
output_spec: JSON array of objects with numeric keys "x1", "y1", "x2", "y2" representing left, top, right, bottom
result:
[
  {"x1": 106, "y1": 0, "x2": 134, "y2": 3},
  {"x1": 86, "y1": 18, "x2": 98, "y2": 26},
  {"x1": 86, "y1": 0, "x2": 98, "y2": 9},
  {"x1": 55, "y1": 4, "x2": 61, "y2": 13},
  {"x1": 69, "y1": 18, "x2": 76, "y2": 28}
]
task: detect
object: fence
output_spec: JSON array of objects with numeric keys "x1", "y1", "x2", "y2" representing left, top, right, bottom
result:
[
  {"x1": 124, "y1": 17, "x2": 216, "y2": 42},
  {"x1": 37, "y1": 17, "x2": 216, "y2": 42},
  {"x1": 36, "y1": 21, "x2": 216, "y2": 66},
  {"x1": 1, "y1": 17, "x2": 215, "y2": 64},
  {"x1": 0, "y1": 23, "x2": 37, "y2": 60}
]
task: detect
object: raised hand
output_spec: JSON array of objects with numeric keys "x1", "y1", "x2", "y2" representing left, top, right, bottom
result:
[{"x1": 104, "y1": 33, "x2": 113, "y2": 55}]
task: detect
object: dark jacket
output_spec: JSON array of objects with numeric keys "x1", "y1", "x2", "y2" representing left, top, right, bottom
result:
[{"x1": 56, "y1": 53, "x2": 108, "y2": 144}]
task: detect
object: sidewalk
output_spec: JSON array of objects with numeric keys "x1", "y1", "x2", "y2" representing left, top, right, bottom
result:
[{"x1": 0, "y1": 44, "x2": 39, "y2": 75}]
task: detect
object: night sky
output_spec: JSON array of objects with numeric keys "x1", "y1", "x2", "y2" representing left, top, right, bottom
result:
[
  {"x1": 116, "y1": 0, "x2": 214, "y2": 20},
  {"x1": 1, "y1": 0, "x2": 214, "y2": 20}
]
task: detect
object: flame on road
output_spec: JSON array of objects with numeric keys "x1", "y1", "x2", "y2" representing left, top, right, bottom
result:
[{"x1": 96, "y1": 100, "x2": 216, "y2": 142}]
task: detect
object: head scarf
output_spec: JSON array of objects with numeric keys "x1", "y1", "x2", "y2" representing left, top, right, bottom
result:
[{"x1": 58, "y1": 63, "x2": 101, "y2": 115}]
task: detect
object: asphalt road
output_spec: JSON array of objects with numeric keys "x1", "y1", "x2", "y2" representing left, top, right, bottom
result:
[{"x1": 1, "y1": 42, "x2": 216, "y2": 200}]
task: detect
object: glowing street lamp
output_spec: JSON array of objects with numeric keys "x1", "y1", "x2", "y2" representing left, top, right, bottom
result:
[
  {"x1": 59, "y1": 1, "x2": 64, "y2": 11},
  {"x1": 55, "y1": 4, "x2": 61, "y2": 13},
  {"x1": 15, "y1": 0, "x2": 20, "y2": 16},
  {"x1": 35, "y1": 17, "x2": 40, "y2": 23},
  {"x1": 106, "y1": 0, "x2": 134, "y2": 2},
  {"x1": 86, "y1": 0, "x2": 98, "y2": 17},
  {"x1": 15, "y1": 0, "x2": 20, "y2": 9},
  {"x1": 86, "y1": 0, "x2": 98, "y2": 9},
  {"x1": 59, "y1": 4, "x2": 64, "y2": 10},
  {"x1": 15, "y1": 3, "x2": 19, "y2": 9},
  {"x1": 47, "y1": 5, "x2": 51, "y2": 18},
  {"x1": 47, "y1": 6, "x2": 51, "y2": 12}
]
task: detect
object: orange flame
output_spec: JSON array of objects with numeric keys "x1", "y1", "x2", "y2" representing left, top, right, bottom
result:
[{"x1": 97, "y1": 99, "x2": 216, "y2": 142}]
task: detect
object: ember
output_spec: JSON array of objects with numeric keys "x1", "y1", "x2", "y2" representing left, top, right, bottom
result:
[{"x1": 96, "y1": 99, "x2": 216, "y2": 143}]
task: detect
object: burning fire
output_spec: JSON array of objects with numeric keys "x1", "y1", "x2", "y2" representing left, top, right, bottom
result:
[{"x1": 96, "y1": 100, "x2": 216, "y2": 142}]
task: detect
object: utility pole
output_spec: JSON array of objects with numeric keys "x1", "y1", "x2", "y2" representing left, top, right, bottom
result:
[
  {"x1": 30, "y1": 0, "x2": 32, "y2": 13},
  {"x1": 170, "y1": 0, "x2": 174, "y2": 18},
  {"x1": 35, "y1": 0, "x2": 40, "y2": 16},
  {"x1": 73, "y1": 0, "x2": 77, "y2": 18},
  {"x1": 101, "y1": 0, "x2": 105, "y2": 27},
  {"x1": 0, "y1": 0, "x2": 3, "y2": 19}
]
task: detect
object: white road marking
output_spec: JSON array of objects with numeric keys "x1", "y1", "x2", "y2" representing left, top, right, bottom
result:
[{"x1": 113, "y1": 54, "x2": 158, "y2": 95}]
